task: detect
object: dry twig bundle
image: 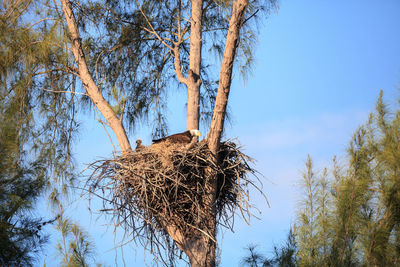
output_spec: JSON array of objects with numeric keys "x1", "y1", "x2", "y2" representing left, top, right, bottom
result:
[{"x1": 88, "y1": 139, "x2": 265, "y2": 263}]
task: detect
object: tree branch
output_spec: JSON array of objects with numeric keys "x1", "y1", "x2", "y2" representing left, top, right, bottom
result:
[
  {"x1": 60, "y1": 0, "x2": 132, "y2": 153},
  {"x1": 173, "y1": 46, "x2": 188, "y2": 85},
  {"x1": 135, "y1": 0, "x2": 174, "y2": 51},
  {"x1": 41, "y1": 88, "x2": 88, "y2": 96},
  {"x1": 172, "y1": 1, "x2": 188, "y2": 86},
  {"x1": 186, "y1": 0, "x2": 204, "y2": 130},
  {"x1": 207, "y1": 0, "x2": 249, "y2": 155}
]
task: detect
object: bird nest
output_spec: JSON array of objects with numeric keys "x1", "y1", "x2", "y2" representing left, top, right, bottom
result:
[{"x1": 88, "y1": 139, "x2": 265, "y2": 263}]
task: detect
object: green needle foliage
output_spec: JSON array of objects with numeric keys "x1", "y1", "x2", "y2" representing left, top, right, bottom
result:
[
  {"x1": 0, "y1": 19, "x2": 50, "y2": 262},
  {"x1": 75, "y1": 0, "x2": 277, "y2": 136},
  {"x1": 241, "y1": 91, "x2": 400, "y2": 267},
  {"x1": 1, "y1": 1, "x2": 86, "y2": 264},
  {"x1": 3, "y1": 0, "x2": 278, "y2": 264},
  {"x1": 55, "y1": 206, "x2": 97, "y2": 267},
  {"x1": 241, "y1": 230, "x2": 297, "y2": 267},
  {"x1": 1, "y1": 0, "x2": 79, "y2": 198},
  {"x1": 0, "y1": 92, "x2": 48, "y2": 265},
  {"x1": 241, "y1": 245, "x2": 268, "y2": 267},
  {"x1": 294, "y1": 91, "x2": 400, "y2": 267},
  {"x1": 296, "y1": 156, "x2": 319, "y2": 266}
]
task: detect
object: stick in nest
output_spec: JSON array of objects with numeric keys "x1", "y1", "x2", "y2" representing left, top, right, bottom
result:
[{"x1": 87, "y1": 139, "x2": 267, "y2": 264}]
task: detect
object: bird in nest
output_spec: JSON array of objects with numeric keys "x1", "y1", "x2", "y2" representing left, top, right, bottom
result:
[
  {"x1": 152, "y1": 129, "x2": 201, "y2": 145},
  {"x1": 135, "y1": 139, "x2": 146, "y2": 151}
]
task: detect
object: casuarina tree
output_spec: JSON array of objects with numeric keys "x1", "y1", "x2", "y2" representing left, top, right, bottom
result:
[
  {"x1": 294, "y1": 92, "x2": 400, "y2": 267},
  {"x1": 2, "y1": 0, "x2": 277, "y2": 265}
]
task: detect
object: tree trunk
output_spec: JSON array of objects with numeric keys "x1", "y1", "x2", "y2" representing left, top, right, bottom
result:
[
  {"x1": 164, "y1": 224, "x2": 216, "y2": 266},
  {"x1": 186, "y1": 0, "x2": 203, "y2": 130},
  {"x1": 183, "y1": 1, "x2": 250, "y2": 266},
  {"x1": 62, "y1": 0, "x2": 250, "y2": 265},
  {"x1": 185, "y1": 236, "x2": 216, "y2": 267},
  {"x1": 60, "y1": 0, "x2": 131, "y2": 153},
  {"x1": 207, "y1": 0, "x2": 249, "y2": 155}
]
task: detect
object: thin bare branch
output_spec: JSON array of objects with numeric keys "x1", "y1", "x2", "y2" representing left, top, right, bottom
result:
[
  {"x1": 172, "y1": 46, "x2": 188, "y2": 85},
  {"x1": 135, "y1": 0, "x2": 174, "y2": 51},
  {"x1": 41, "y1": 88, "x2": 88, "y2": 96},
  {"x1": 87, "y1": 139, "x2": 265, "y2": 265}
]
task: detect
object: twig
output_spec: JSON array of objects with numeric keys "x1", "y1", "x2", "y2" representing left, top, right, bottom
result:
[
  {"x1": 135, "y1": 0, "x2": 173, "y2": 50},
  {"x1": 41, "y1": 88, "x2": 88, "y2": 96},
  {"x1": 87, "y1": 140, "x2": 266, "y2": 265}
]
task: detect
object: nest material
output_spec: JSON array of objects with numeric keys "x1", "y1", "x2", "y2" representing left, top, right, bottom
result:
[{"x1": 89, "y1": 139, "x2": 264, "y2": 262}]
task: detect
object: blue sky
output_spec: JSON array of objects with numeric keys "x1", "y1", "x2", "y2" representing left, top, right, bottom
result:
[{"x1": 40, "y1": 0, "x2": 400, "y2": 266}]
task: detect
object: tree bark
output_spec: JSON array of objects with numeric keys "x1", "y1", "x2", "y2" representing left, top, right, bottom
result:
[
  {"x1": 207, "y1": 0, "x2": 249, "y2": 155},
  {"x1": 61, "y1": 0, "x2": 250, "y2": 265},
  {"x1": 180, "y1": 1, "x2": 250, "y2": 266},
  {"x1": 186, "y1": 0, "x2": 203, "y2": 130},
  {"x1": 60, "y1": 0, "x2": 131, "y2": 153},
  {"x1": 185, "y1": 236, "x2": 216, "y2": 267},
  {"x1": 164, "y1": 223, "x2": 215, "y2": 266}
]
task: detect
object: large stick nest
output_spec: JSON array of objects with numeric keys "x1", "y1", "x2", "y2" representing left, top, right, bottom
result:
[{"x1": 88, "y1": 139, "x2": 264, "y2": 263}]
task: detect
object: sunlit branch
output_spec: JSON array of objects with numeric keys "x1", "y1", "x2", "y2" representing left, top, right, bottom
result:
[
  {"x1": 34, "y1": 67, "x2": 79, "y2": 77},
  {"x1": 27, "y1": 17, "x2": 60, "y2": 30},
  {"x1": 40, "y1": 87, "x2": 88, "y2": 96},
  {"x1": 135, "y1": 0, "x2": 174, "y2": 51}
]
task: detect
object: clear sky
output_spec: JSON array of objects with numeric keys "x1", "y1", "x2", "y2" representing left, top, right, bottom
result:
[{"x1": 40, "y1": 0, "x2": 400, "y2": 266}]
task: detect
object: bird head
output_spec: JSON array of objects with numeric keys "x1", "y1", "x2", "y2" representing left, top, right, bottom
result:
[{"x1": 189, "y1": 129, "x2": 201, "y2": 137}]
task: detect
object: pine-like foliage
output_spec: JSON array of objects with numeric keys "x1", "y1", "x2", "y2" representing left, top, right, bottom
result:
[
  {"x1": 0, "y1": 94, "x2": 48, "y2": 265},
  {"x1": 73, "y1": 0, "x2": 277, "y2": 136},
  {"x1": 1, "y1": 0, "x2": 79, "y2": 201},
  {"x1": 241, "y1": 91, "x2": 400, "y2": 267},
  {"x1": 55, "y1": 206, "x2": 96, "y2": 267},
  {"x1": 241, "y1": 230, "x2": 297, "y2": 267},
  {"x1": 3, "y1": 0, "x2": 278, "y2": 264},
  {"x1": 1, "y1": 1, "x2": 84, "y2": 264},
  {"x1": 294, "y1": 91, "x2": 400, "y2": 266},
  {"x1": 0, "y1": 23, "x2": 48, "y2": 263},
  {"x1": 241, "y1": 245, "x2": 268, "y2": 267}
]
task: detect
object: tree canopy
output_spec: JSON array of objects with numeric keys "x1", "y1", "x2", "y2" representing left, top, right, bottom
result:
[
  {"x1": 1, "y1": 0, "x2": 277, "y2": 265},
  {"x1": 241, "y1": 92, "x2": 400, "y2": 267},
  {"x1": 295, "y1": 92, "x2": 400, "y2": 266}
]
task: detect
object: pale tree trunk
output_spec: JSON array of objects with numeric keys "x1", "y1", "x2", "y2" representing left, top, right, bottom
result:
[
  {"x1": 186, "y1": 0, "x2": 203, "y2": 131},
  {"x1": 60, "y1": 0, "x2": 131, "y2": 153},
  {"x1": 207, "y1": 0, "x2": 249, "y2": 155},
  {"x1": 171, "y1": 1, "x2": 216, "y2": 265},
  {"x1": 177, "y1": 1, "x2": 249, "y2": 266},
  {"x1": 62, "y1": 0, "x2": 249, "y2": 265},
  {"x1": 165, "y1": 224, "x2": 216, "y2": 267}
]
